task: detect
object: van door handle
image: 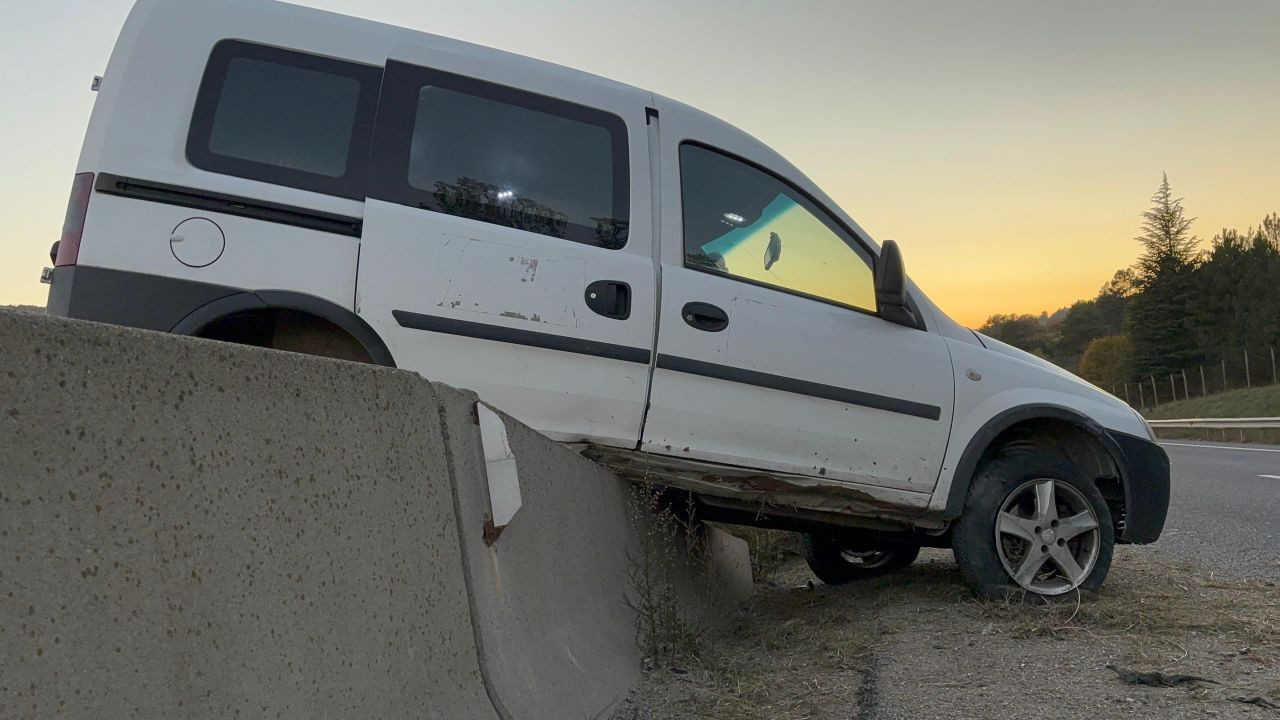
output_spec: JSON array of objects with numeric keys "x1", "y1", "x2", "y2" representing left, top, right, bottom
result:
[
  {"x1": 585, "y1": 280, "x2": 631, "y2": 320},
  {"x1": 682, "y1": 302, "x2": 728, "y2": 332}
]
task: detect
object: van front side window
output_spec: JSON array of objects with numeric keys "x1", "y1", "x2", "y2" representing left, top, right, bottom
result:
[{"x1": 679, "y1": 144, "x2": 875, "y2": 312}]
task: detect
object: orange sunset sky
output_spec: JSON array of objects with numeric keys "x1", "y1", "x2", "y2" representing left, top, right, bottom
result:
[{"x1": 2, "y1": 0, "x2": 1277, "y2": 327}]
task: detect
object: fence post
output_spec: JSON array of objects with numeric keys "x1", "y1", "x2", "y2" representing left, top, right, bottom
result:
[
  {"x1": 1245, "y1": 348, "x2": 1252, "y2": 388},
  {"x1": 1200, "y1": 365, "x2": 1207, "y2": 396},
  {"x1": 1181, "y1": 369, "x2": 1190, "y2": 399},
  {"x1": 1150, "y1": 375, "x2": 1159, "y2": 406}
]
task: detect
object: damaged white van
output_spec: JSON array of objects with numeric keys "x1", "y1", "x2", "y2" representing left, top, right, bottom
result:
[{"x1": 46, "y1": 0, "x2": 1168, "y2": 599}]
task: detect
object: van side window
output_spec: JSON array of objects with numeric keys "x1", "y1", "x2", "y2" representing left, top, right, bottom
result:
[
  {"x1": 679, "y1": 143, "x2": 876, "y2": 312},
  {"x1": 368, "y1": 61, "x2": 629, "y2": 249},
  {"x1": 187, "y1": 41, "x2": 381, "y2": 200}
]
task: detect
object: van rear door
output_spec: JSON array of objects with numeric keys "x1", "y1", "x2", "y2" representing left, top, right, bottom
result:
[{"x1": 356, "y1": 48, "x2": 657, "y2": 447}]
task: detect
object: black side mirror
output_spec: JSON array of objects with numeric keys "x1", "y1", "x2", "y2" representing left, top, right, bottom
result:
[{"x1": 875, "y1": 240, "x2": 919, "y2": 328}]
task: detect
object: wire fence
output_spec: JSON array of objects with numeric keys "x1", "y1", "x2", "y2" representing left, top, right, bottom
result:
[{"x1": 1112, "y1": 345, "x2": 1279, "y2": 412}]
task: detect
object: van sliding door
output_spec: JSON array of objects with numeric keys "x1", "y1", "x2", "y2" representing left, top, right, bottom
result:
[{"x1": 355, "y1": 48, "x2": 658, "y2": 447}]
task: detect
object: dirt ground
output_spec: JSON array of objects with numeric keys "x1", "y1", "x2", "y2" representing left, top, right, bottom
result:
[{"x1": 612, "y1": 546, "x2": 1280, "y2": 719}]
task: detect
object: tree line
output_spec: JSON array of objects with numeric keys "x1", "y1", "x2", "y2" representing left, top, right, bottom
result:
[{"x1": 979, "y1": 174, "x2": 1280, "y2": 396}]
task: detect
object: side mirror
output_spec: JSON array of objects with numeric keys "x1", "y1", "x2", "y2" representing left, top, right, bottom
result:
[
  {"x1": 763, "y1": 232, "x2": 782, "y2": 271},
  {"x1": 875, "y1": 240, "x2": 919, "y2": 329}
]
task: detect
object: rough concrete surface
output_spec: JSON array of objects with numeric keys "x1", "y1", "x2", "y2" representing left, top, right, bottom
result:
[
  {"x1": 0, "y1": 310, "x2": 496, "y2": 719},
  {"x1": 0, "y1": 309, "x2": 753, "y2": 719}
]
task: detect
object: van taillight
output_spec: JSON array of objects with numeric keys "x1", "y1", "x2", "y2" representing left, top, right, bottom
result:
[{"x1": 54, "y1": 172, "x2": 94, "y2": 267}]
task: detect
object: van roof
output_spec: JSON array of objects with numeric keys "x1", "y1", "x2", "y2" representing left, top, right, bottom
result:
[
  {"x1": 108, "y1": 0, "x2": 820, "y2": 208},
  {"x1": 136, "y1": 0, "x2": 788, "y2": 159},
  {"x1": 203, "y1": 0, "x2": 650, "y2": 99},
  {"x1": 87, "y1": 0, "x2": 973, "y2": 343}
]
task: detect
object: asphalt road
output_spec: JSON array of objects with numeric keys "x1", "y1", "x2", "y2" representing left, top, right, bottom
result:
[{"x1": 1155, "y1": 440, "x2": 1280, "y2": 581}]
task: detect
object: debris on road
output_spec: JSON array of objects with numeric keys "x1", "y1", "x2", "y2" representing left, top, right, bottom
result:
[
  {"x1": 1105, "y1": 664, "x2": 1220, "y2": 688},
  {"x1": 1236, "y1": 696, "x2": 1280, "y2": 711}
]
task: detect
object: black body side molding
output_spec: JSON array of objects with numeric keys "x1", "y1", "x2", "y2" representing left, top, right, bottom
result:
[
  {"x1": 392, "y1": 309, "x2": 651, "y2": 364},
  {"x1": 47, "y1": 266, "x2": 239, "y2": 332},
  {"x1": 46, "y1": 266, "x2": 394, "y2": 367},
  {"x1": 655, "y1": 354, "x2": 942, "y2": 421},
  {"x1": 95, "y1": 173, "x2": 363, "y2": 238}
]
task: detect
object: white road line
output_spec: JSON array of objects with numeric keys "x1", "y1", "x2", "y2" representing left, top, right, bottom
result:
[
  {"x1": 1160, "y1": 441, "x2": 1280, "y2": 454},
  {"x1": 1260, "y1": 474, "x2": 1280, "y2": 480}
]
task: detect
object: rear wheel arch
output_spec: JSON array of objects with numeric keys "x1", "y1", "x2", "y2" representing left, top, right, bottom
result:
[
  {"x1": 170, "y1": 290, "x2": 396, "y2": 367},
  {"x1": 944, "y1": 406, "x2": 1126, "y2": 534}
]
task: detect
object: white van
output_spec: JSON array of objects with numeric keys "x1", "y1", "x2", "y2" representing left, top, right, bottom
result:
[{"x1": 45, "y1": 0, "x2": 1168, "y2": 598}]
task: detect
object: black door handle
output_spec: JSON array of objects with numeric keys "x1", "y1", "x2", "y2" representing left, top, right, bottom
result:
[
  {"x1": 682, "y1": 302, "x2": 728, "y2": 332},
  {"x1": 585, "y1": 280, "x2": 631, "y2": 320}
]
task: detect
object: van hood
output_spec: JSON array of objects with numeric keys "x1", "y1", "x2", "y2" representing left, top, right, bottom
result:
[
  {"x1": 973, "y1": 331, "x2": 1155, "y2": 440},
  {"x1": 975, "y1": 332, "x2": 1119, "y2": 400}
]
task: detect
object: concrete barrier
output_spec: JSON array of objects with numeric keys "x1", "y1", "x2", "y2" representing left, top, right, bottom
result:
[
  {"x1": 434, "y1": 387, "x2": 750, "y2": 719},
  {"x1": 0, "y1": 310, "x2": 751, "y2": 719}
]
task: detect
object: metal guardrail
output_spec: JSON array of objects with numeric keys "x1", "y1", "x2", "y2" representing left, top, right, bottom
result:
[{"x1": 1146, "y1": 417, "x2": 1280, "y2": 430}]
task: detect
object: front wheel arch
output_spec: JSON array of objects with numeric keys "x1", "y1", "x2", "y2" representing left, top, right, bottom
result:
[{"x1": 944, "y1": 406, "x2": 1126, "y2": 536}]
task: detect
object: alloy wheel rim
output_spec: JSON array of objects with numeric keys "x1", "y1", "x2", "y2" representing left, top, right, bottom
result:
[
  {"x1": 839, "y1": 549, "x2": 894, "y2": 569},
  {"x1": 994, "y1": 478, "x2": 1101, "y2": 595}
]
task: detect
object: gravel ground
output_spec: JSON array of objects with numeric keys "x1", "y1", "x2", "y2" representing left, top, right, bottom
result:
[{"x1": 613, "y1": 547, "x2": 1280, "y2": 719}]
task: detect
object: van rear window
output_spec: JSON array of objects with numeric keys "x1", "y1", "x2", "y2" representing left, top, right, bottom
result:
[{"x1": 187, "y1": 41, "x2": 381, "y2": 199}]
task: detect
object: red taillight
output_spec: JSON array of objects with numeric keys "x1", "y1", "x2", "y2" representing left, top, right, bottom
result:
[{"x1": 55, "y1": 172, "x2": 94, "y2": 267}]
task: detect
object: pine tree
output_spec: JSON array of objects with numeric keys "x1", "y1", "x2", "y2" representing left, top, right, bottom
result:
[
  {"x1": 1133, "y1": 173, "x2": 1198, "y2": 282},
  {"x1": 1124, "y1": 174, "x2": 1201, "y2": 379},
  {"x1": 1189, "y1": 219, "x2": 1280, "y2": 372}
]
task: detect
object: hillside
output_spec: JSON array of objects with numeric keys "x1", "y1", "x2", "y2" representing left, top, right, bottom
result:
[{"x1": 1144, "y1": 385, "x2": 1280, "y2": 420}]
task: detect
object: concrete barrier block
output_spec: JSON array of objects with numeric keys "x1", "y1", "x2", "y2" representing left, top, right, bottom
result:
[
  {"x1": 0, "y1": 311, "x2": 497, "y2": 720},
  {"x1": 0, "y1": 310, "x2": 754, "y2": 720},
  {"x1": 703, "y1": 526, "x2": 755, "y2": 613},
  {"x1": 431, "y1": 384, "x2": 754, "y2": 720},
  {"x1": 432, "y1": 383, "x2": 641, "y2": 720}
]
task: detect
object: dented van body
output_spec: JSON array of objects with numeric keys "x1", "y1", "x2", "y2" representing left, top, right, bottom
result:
[{"x1": 46, "y1": 0, "x2": 1168, "y2": 597}]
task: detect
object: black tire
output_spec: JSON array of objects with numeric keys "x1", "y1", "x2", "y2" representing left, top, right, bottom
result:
[
  {"x1": 952, "y1": 450, "x2": 1114, "y2": 601},
  {"x1": 804, "y1": 535, "x2": 921, "y2": 585}
]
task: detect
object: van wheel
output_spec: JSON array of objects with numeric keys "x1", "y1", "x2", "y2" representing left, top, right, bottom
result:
[
  {"x1": 952, "y1": 452, "x2": 1113, "y2": 600},
  {"x1": 803, "y1": 535, "x2": 920, "y2": 585}
]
